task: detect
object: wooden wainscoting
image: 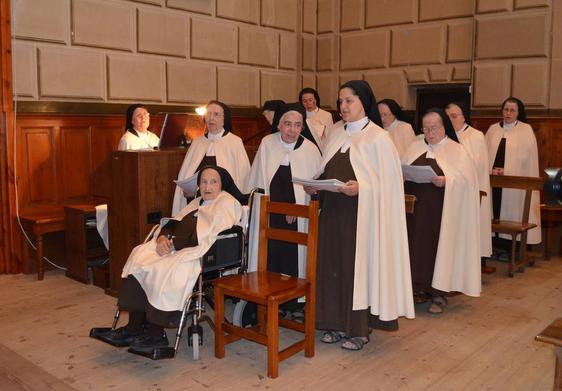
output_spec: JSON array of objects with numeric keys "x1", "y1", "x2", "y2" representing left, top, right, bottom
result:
[
  {"x1": 10, "y1": 112, "x2": 268, "y2": 274},
  {"x1": 471, "y1": 116, "x2": 562, "y2": 175}
]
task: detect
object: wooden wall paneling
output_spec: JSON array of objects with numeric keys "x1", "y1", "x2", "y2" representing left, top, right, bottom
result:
[
  {"x1": 549, "y1": 121, "x2": 562, "y2": 169},
  {"x1": 91, "y1": 122, "x2": 122, "y2": 200},
  {"x1": 60, "y1": 125, "x2": 92, "y2": 199},
  {"x1": 19, "y1": 126, "x2": 58, "y2": 211}
]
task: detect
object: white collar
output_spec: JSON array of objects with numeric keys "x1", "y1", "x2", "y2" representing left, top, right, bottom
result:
[
  {"x1": 340, "y1": 117, "x2": 369, "y2": 152},
  {"x1": 455, "y1": 123, "x2": 469, "y2": 137},
  {"x1": 502, "y1": 120, "x2": 518, "y2": 129},
  {"x1": 278, "y1": 133, "x2": 296, "y2": 165},
  {"x1": 279, "y1": 135, "x2": 297, "y2": 151},
  {"x1": 207, "y1": 128, "x2": 225, "y2": 140},
  {"x1": 384, "y1": 119, "x2": 398, "y2": 131},
  {"x1": 306, "y1": 107, "x2": 319, "y2": 118},
  {"x1": 200, "y1": 198, "x2": 213, "y2": 207},
  {"x1": 426, "y1": 136, "x2": 447, "y2": 158},
  {"x1": 345, "y1": 117, "x2": 369, "y2": 135}
]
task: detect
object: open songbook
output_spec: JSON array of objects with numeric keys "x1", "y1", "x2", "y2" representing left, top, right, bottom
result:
[
  {"x1": 174, "y1": 172, "x2": 198, "y2": 198},
  {"x1": 292, "y1": 177, "x2": 345, "y2": 192},
  {"x1": 401, "y1": 165, "x2": 437, "y2": 183}
]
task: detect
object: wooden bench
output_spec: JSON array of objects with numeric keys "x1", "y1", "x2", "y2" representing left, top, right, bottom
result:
[
  {"x1": 490, "y1": 174, "x2": 544, "y2": 277},
  {"x1": 536, "y1": 318, "x2": 562, "y2": 390},
  {"x1": 20, "y1": 210, "x2": 65, "y2": 280}
]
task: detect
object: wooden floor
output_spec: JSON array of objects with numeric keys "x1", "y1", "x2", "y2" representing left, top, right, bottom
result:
[{"x1": 0, "y1": 257, "x2": 561, "y2": 391}]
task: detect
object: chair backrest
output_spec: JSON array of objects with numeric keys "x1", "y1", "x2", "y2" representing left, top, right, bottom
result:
[
  {"x1": 257, "y1": 196, "x2": 319, "y2": 284},
  {"x1": 490, "y1": 174, "x2": 544, "y2": 223}
]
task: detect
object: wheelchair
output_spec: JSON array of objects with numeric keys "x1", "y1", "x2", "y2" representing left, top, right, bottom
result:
[{"x1": 90, "y1": 188, "x2": 262, "y2": 361}]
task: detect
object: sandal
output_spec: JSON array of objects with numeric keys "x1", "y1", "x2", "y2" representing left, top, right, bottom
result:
[
  {"x1": 427, "y1": 295, "x2": 448, "y2": 314},
  {"x1": 320, "y1": 330, "x2": 345, "y2": 344},
  {"x1": 341, "y1": 336, "x2": 370, "y2": 351}
]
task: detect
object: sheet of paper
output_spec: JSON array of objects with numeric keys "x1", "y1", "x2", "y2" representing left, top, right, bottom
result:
[
  {"x1": 174, "y1": 172, "x2": 198, "y2": 197},
  {"x1": 292, "y1": 177, "x2": 345, "y2": 192},
  {"x1": 401, "y1": 164, "x2": 438, "y2": 183}
]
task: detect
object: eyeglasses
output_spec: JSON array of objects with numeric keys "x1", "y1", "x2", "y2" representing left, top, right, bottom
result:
[
  {"x1": 448, "y1": 113, "x2": 462, "y2": 119},
  {"x1": 205, "y1": 112, "x2": 224, "y2": 118},
  {"x1": 422, "y1": 125, "x2": 442, "y2": 133},
  {"x1": 502, "y1": 108, "x2": 517, "y2": 113}
]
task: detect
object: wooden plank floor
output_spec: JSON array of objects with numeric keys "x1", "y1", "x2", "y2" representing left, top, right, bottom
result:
[{"x1": 0, "y1": 257, "x2": 560, "y2": 391}]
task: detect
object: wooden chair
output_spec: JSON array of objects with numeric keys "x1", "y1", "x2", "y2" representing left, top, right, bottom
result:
[
  {"x1": 490, "y1": 174, "x2": 544, "y2": 277},
  {"x1": 213, "y1": 196, "x2": 319, "y2": 378}
]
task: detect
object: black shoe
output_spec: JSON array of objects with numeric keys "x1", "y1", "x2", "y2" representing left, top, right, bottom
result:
[
  {"x1": 96, "y1": 326, "x2": 136, "y2": 347},
  {"x1": 129, "y1": 332, "x2": 169, "y2": 351}
]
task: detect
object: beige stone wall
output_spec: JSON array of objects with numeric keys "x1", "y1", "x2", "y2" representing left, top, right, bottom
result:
[
  {"x1": 11, "y1": 0, "x2": 305, "y2": 108},
  {"x1": 11, "y1": 0, "x2": 561, "y2": 110},
  {"x1": 318, "y1": 0, "x2": 558, "y2": 110}
]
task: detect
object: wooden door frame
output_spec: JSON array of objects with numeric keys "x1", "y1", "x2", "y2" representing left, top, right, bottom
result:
[{"x1": 0, "y1": 0, "x2": 18, "y2": 273}]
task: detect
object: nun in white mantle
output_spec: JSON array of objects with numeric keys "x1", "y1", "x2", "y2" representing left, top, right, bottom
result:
[
  {"x1": 308, "y1": 80, "x2": 414, "y2": 351},
  {"x1": 403, "y1": 108, "x2": 481, "y2": 315},
  {"x1": 93, "y1": 166, "x2": 244, "y2": 352},
  {"x1": 485, "y1": 97, "x2": 541, "y2": 245},
  {"x1": 171, "y1": 100, "x2": 250, "y2": 216}
]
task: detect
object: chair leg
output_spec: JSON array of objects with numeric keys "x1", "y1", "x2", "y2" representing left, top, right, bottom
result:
[
  {"x1": 521, "y1": 232, "x2": 533, "y2": 266},
  {"x1": 509, "y1": 237, "x2": 517, "y2": 277},
  {"x1": 266, "y1": 300, "x2": 279, "y2": 379},
  {"x1": 304, "y1": 288, "x2": 315, "y2": 358},
  {"x1": 214, "y1": 287, "x2": 225, "y2": 359}
]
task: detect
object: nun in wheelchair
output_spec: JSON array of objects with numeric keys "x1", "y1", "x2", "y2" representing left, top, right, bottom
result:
[{"x1": 91, "y1": 165, "x2": 246, "y2": 353}]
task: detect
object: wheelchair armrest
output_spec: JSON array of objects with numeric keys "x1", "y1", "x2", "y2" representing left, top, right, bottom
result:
[{"x1": 215, "y1": 225, "x2": 243, "y2": 240}]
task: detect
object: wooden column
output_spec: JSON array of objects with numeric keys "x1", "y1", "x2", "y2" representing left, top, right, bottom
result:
[{"x1": 0, "y1": 0, "x2": 17, "y2": 273}]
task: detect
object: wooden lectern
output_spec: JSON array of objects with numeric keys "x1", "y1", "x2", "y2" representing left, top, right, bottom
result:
[{"x1": 107, "y1": 149, "x2": 187, "y2": 296}]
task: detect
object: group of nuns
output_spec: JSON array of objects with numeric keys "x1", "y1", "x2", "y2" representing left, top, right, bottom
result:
[{"x1": 94, "y1": 80, "x2": 540, "y2": 354}]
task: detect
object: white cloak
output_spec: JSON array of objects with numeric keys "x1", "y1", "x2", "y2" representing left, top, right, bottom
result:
[
  {"x1": 172, "y1": 132, "x2": 250, "y2": 215},
  {"x1": 385, "y1": 120, "x2": 417, "y2": 160},
  {"x1": 403, "y1": 138, "x2": 481, "y2": 297},
  {"x1": 317, "y1": 121, "x2": 415, "y2": 321},
  {"x1": 485, "y1": 121, "x2": 541, "y2": 244},
  {"x1": 246, "y1": 133, "x2": 321, "y2": 277},
  {"x1": 305, "y1": 118, "x2": 325, "y2": 153},
  {"x1": 457, "y1": 126, "x2": 493, "y2": 257},
  {"x1": 307, "y1": 108, "x2": 334, "y2": 129},
  {"x1": 121, "y1": 191, "x2": 242, "y2": 312},
  {"x1": 118, "y1": 130, "x2": 160, "y2": 151}
]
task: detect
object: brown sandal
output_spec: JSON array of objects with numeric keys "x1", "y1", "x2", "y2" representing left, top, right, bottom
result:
[
  {"x1": 341, "y1": 336, "x2": 370, "y2": 351},
  {"x1": 320, "y1": 330, "x2": 345, "y2": 344}
]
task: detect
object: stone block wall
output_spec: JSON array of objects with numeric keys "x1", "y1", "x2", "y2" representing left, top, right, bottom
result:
[
  {"x1": 11, "y1": 0, "x2": 562, "y2": 110},
  {"x1": 317, "y1": 0, "x2": 558, "y2": 110},
  {"x1": 12, "y1": 0, "x2": 306, "y2": 108}
]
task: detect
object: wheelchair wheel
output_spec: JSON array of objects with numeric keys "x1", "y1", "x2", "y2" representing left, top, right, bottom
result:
[
  {"x1": 232, "y1": 300, "x2": 257, "y2": 328},
  {"x1": 191, "y1": 333, "x2": 199, "y2": 361}
]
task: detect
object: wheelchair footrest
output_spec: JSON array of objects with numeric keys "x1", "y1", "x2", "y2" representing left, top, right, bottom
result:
[
  {"x1": 127, "y1": 346, "x2": 177, "y2": 360},
  {"x1": 90, "y1": 327, "x2": 131, "y2": 347}
]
